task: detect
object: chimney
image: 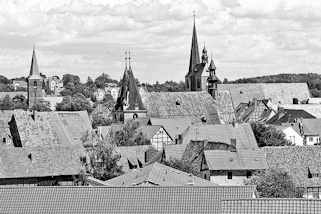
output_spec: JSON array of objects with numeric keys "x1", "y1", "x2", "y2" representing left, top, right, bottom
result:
[
  {"x1": 187, "y1": 174, "x2": 194, "y2": 186},
  {"x1": 230, "y1": 138, "x2": 237, "y2": 152},
  {"x1": 293, "y1": 98, "x2": 299, "y2": 104}
]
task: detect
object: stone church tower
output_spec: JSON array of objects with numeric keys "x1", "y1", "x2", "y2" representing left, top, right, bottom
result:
[
  {"x1": 185, "y1": 15, "x2": 219, "y2": 98},
  {"x1": 27, "y1": 47, "x2": 43, "y2": 108}
]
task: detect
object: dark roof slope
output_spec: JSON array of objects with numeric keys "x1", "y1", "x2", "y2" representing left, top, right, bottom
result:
[
  {"x1": 0, "y1": 186, "x2": 256, "y2": 214},
  {"x1": 0, "y1": 145, "x2": 84, "y2": 179},
  {"x1": 263, "y1": 146, "x2": 321, "y2": 187},
  {"x1": 267, "y1": 109, "x2": 315, "y2": 125},
  {"x1": 221, "y1": 198, "x2": 321, "y2": 214}
]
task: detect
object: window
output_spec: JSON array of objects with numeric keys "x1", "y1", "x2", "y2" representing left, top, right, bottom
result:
[
  {"x1": 2, "y1": 138, "x2": 5, "y2": 143},
  {"x1": 246, "y1": 171, "x2": 252, "y2": 178},
  {"x1": 34, "y1": 81, "x2": 37, "y2": 87},
  {"x1": 197, "y1": 78, "x2": 201, "y2": 89},
  {"x1": 227, "y1": 171, "x2": 232, "y2": 179},
  {"x1": 309, "y1": 137, "x2": 313, "y2": 142}
]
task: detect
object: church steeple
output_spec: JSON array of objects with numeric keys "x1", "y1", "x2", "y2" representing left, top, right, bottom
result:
[
  {"x1": 29, "y1": 45, "x2": 41, "y2": 79},
  {"x1": 188, "y1": 12, "x2": 200, "y2": 75}
]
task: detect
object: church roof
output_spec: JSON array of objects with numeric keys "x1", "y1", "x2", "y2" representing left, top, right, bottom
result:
[
  {"x1": 28, "y1": 48, "x2": 41, "y2": 80},
  {"x1": 115, "y1": 67, "x2": 145, "y2": 111},
  {"x1": 187, "y1": 18, "x2": 200, "y2": 77}
]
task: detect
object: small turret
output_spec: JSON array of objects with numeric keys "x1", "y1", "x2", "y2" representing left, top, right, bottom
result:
[
  {"x1": 207, "y1": 56, "x2": 219, "y2": 99},
  {"x1": 201, "y1": 44, "x2": 208, "y2": 64}
]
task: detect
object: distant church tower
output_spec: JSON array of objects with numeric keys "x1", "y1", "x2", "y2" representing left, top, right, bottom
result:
[
  {"x1": 185, "y1": 13, "x2": 219, "y2": 98},
  {"x1": 27, "y1": 47, "x2": 43, "y2": 108}
]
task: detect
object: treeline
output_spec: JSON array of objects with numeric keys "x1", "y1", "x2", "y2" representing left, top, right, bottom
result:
[{"x1": 230, "y1": 73, "x2": 321, "y2": 97}]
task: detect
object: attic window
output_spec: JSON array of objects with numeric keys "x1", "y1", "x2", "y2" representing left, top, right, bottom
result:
[{"x1": 176, "y1": 99, "x2": 181, "y2": 105}]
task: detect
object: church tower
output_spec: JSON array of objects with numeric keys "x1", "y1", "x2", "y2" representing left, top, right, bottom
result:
[
  {"x1": 207, "y1": 57, "x2": 219, "y2": 99},
  {"x1": 27, "y1": 47, "x2": 43, "y2": 108}
]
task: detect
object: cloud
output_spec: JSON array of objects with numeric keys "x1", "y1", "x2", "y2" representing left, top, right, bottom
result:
[{"x1": 0, "y1": 0, "x2": 320, "y2": 82}]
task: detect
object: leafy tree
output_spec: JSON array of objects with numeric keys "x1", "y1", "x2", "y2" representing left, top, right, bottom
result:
[
  {"x1": 251, "y1": 122, "x2": 292, "y2": 147},
  {"x1": 109, "y1": 120, "x2": 150, "y2": 146},
  {"x1": 162, "y1": 158, "x2": 199, "y2": 176},
  {"x1": 95, "y1": 73, "x2": 117, "y2": 88},
  {"x1": 87, "y1": 135, "x2": 123, "y2": 181},
  {"x1": 0, "y1": 75, "x2": 10, "y2": 84},
  {"x1": 62, "y1": 74, "x2": 81, "y2": 86},
  {"x1": 245, "y1": 169, "x2": 302, "y2": 198},
  {"x1": 56, "y1": 93, "x2": 93, "y2": 113},
  {"x1": 0, "y1": 95, "x2": 14, "y2": 110},
  {"x1": 91, "y1": 113, "x2": 112, "y2": 129},
  {"x1": 223, "y1": 78, "x2": 229, "y2": 84},
  {"x1": 30, "y1": 102, "x2": 52, "y2": 112},
  {"x1": 12, "y1": 94, "x2": 28, "y2": 110}
]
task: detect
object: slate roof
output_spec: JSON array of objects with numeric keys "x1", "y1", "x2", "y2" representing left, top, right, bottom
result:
[
  {"x1": 221, "y1": 198, "x2": 321, "y2": 214},
  {"x1": 149, "y1": 117, "x2": 192, "y2": 139},
  {"x1": 281, "y1": 104, "x2": 321, "y2": 118},
  {"x1": 183, "y1": 123, "x2": 258, "y2": 150},
  {"x1": 164, "y1": 143, "x2": 188, "y2": 161},
  {"x1": 141, "y1": 91, "x2": 221, "y2": 124},
  {"x1": 204, "y1": 149, "x2": 268, "y2": 171},
  {"x1": 267, "y1": 109, "x2": 315, "y2": 125},
  {"x1": 235, "y1": 99, "x2": 274, "y2": 123},
  {"x1": 218, "y1": 83, "x2": 310, "y2": 106},
  {"x1": 28, "y1": 48, "x2": 42, "y2": 79},
  {"x1": 105, "y1": 162, "x2": 216, "y2": 186},
  {"x1": 263, "y1": 146, "x2": 321, "y2": 187},
  {"x1": 0, "y1": 186, "x2": 256, "y2": 214},
  {"x1": 11, "y1": 110, "x2": 91, "y2": 147},
  {"x1": 0, "y1": 145, "x2": 84, "y2": 179},
  {"x1": 116, "y1": 145, "x2": 152, "y2": 172}
]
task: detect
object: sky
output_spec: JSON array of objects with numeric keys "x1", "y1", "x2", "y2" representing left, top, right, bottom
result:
[{"x1": 0, "y1": 0, "x2": 320, "y2": 83}]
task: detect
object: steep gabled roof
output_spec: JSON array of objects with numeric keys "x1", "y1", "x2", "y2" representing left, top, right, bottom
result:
[
  {"x1": 0, "y1": 186, "x2": 256, "y2": 214},
  {"x1": 221, "y1": 198, "x2": 321, "y2": 214},
  {"x1": 115, "y1": 67, "x2": 145, "y2": 111},
  {"x1": 0, "y1": 145, "x2": 84, "y2": 179},
  {"x1": 149, "y1": 117, "x2": 192, "y2": 139},
  {"x1": 105, "y1": 162, "x2": 216, "y2": 186},
  {"x1": 263, "y1": 146, "x2": 321, "y2": 187}
]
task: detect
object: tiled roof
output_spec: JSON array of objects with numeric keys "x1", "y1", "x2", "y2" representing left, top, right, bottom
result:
[
  {"x1": 263, "y1": 146, "x2": 321, "y2": 187},
  {"x1": 281, "y1": 104, "x2": 321, "y2": 118},
  {"x1": 116, "y1": 145, "x2": 152, "y2": 172},
  {"x1": 149, "y1": 117, "x2": 192, "y2": 139},
  {"x1": 204, "y1": 149, "x2": 268, "y2": 170},
  {"x1": 11, "y1": 110, "x2": 91, "y2": 147},
  {"x1": 218, "y1": 83, "x2": 310, "y2": 106},
  {"x1": 105, "y1": 162, "x2": 216, "y2": 186},
  {"x1": 164, "y1": 143, "x2": 188, "y2": 161},
  {"x1": 221, "y1": 198, "x2": 321, "y2": 214},
  {"x1": 298, "y1": 118, "x2": 321, "y2": 136},
  {"x1": 0, "y1": 145, "x2": 84, "y2": 179},
  {"x1": 183, "y1": 123, "x2": 258, "y2": 150},
  {"x1": 235, "y1": 99, "x2": 274, "y2": 123},
  {"x1": 0, "y1": 186, "x2": 256, "y2": 214},
  {"x1": 141, "y1": 91, "x2": 221, "y2": 124},
  {"x1": 0, "y1": 91, "x2": 27, "y2": 99},
  {"x1": 267, "y1": 109, "x2": 315, "y2": 124}
]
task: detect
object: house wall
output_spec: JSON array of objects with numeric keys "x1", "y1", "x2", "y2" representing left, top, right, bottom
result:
[
  {"x1": 283, "y1": 127, "x2": 304, "y2": 146},
  {"x1": 304, "y1": 135, "x2": 319, "y2": 145},
  {"x1": 150, "y1": 127, "x2": 173, "y2": 150},
  {"x1": 210, "y1": 170, "x2": 251, "y2": 186}
]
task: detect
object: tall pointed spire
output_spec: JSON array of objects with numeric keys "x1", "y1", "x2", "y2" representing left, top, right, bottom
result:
[
  {"x1": 28, "y1": 45, "x2": 40, "y2": 79},
  {"x1": 128, "y1": 49, "x2": 132, "y2": 70},
  {"x1": 188, "y1": 11, "x2": 200, "y2": 75},
  {"x1": 124, "y1": 51, "x2": 128, "y2": 70}
]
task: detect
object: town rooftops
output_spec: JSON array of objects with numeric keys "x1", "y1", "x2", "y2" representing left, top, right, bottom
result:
[
  {"x1": 281, "y1": 104, "x2": 321, "y2": 118},
  {"x1": 218, "y1": 83, "x2": 310, "y2": 106},
  {"x1": 204, "y1": 149, "x2": 268, "y2": 171},
  {"x1": 149, "y1": 117, "x2": 192, "y2": 139},
  {"x1": 221, "y1": 198, "x2": 321, "y2": 214},
  {"x1": 105, "y1": 162, "x2": 216, "y2": 186},
  {"x1": 263, "y1": 146, "x2": 321, "y2": 187},
  {"x1": 141, "y1": 91, "x2": 221, "y2": 124},
  {"x1": 0, "y1": 145, "x2": 84, "y2": 180},
  {"x1": 183, "y1": 123, "x2": 258, "y2": 150},
  {"x1": 267, "y1": 109, "x2": 315, "y2": 125},
  {"x1": 0, "y1": 186, "x2": 256, "y2": 214},
  {"x1": 137, "y1": 125, "x2": 169, "y2": 140}
]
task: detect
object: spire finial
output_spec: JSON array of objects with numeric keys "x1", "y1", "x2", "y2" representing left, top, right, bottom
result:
[
  {"x1": 124, "y1": 51, "x2": 128, "y2": 69},
  {"x1": 33, "y1": 44, "x2": 36, "y2": 51},
  {"x1": 193, "y1": 10, "x2": 196, "y2": 24},
  {"x1": 128, "y1": 49, "x2": 131, "y2": 68}
]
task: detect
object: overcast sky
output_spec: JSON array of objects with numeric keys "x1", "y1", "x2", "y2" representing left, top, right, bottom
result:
[{"x1": 0, "y1": 0, "x2": 320, "y2": 83}]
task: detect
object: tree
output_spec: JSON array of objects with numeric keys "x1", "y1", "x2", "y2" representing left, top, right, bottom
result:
[
  {"x1": 87, "y1": 135, "x2": 123, "y2": 181},
  {"x1": 0, "y1": 95, "x2": 14, "y2": 110},
  {"x1": 109, "y1": 120, "x2": 150, "y2": 146},
  {"x1": 251, "y1": 122, "x2": 292, "y2": 147},
  {"x1": 95, "y1": 73, "x2": 116, "y2": 88},
  {"x1": 91, "y1": 113, "x2": 112, "y2": 129},
  {"x1": 245, "y1": 169, "x2": 302, "y2": 198},
  {"x1": 56, "y1": 93, "x2": 93, "y2": 113},
  {"x1": 30, "y1": 102, "x2": 52, "y2": 112},
  {"x1": 162, "y1": 158, "x2": 199, "y2": 176},
  {"x1": 62, "y1": 74, "x2": 81, "y2": 86},
  {"x1": 12, "y1": 94, "x2": 28, "y2": 110}
]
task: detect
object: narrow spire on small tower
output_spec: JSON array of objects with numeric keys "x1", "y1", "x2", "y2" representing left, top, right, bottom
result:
[
  {"x1": 124, "y1": 51, "x2": 128, "y2": 69},
  {"x1": 188, "y1": 10, "x2": 200, "y2": 75}
]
